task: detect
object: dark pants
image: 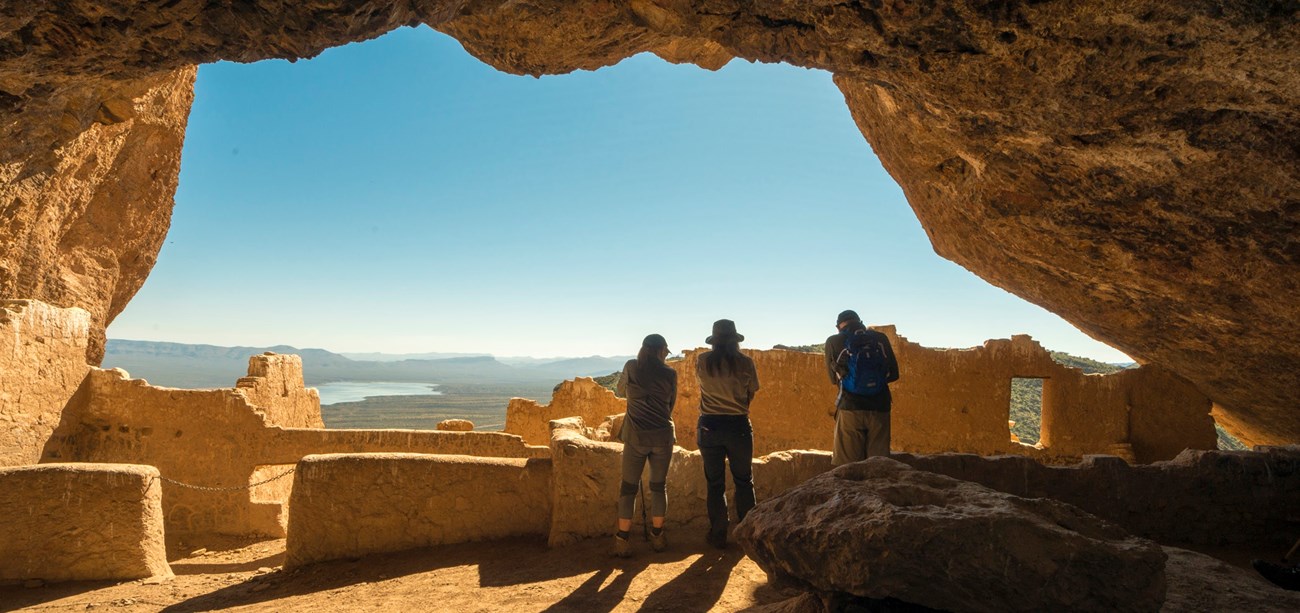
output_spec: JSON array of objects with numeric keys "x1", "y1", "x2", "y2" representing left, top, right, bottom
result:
[{"x1": 697, "y1": 414, "x2": 755, "y2": 535}]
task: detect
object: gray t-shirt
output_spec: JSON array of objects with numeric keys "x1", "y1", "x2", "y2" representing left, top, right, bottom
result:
[
  {"x1": 696, "y1": 351, "x2": 760, "y2": 415},
  {"x1": 616, "y1": 358, "x2": 677, "y2": 447}
]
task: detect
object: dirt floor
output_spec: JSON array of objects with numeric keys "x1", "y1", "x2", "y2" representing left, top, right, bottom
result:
[
  {"x1": 1, "y1": 534, "x2": 787, "y2": 613},
  {"x1": 4, "y1": 535, "x2": 1297, "y2": 612}
]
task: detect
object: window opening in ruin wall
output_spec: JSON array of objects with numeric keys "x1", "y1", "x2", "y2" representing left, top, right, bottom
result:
[{"x1": 1010, "y1": 377, "x2": 1047, "y2": 445}]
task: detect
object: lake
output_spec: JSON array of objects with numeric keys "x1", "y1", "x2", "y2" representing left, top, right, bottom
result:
[{"x1": 314, "y1": 381, "x2": 441, "y2": 405}]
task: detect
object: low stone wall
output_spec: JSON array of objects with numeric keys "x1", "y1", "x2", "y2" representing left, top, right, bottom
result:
[
  {"x1": 45, "y1": 366, "x2": 548, "y2": 537},
  {"x1": 892, "y1": 445, "x2": 1300, "y2": 548},
  {"x1": 285, "y1": 453, "x2": 552, "y2": 567},
  {"x1": 0, "y1": 463, "x2": 171, "y2": 584},
  {"x1": 547, "y1": 418, "x2": 832, "y2": 547},
  {"x1": 0, "y1": 300, "x2": 91, "y2": 467},
  {"x1": 508, "y1": 329, "x2": 1216, "y2": 464}
]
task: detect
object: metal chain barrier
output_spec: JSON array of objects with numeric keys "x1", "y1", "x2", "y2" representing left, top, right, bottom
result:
[{"x1": 149, "y1": 467, "x2": 296, "y2": 492}]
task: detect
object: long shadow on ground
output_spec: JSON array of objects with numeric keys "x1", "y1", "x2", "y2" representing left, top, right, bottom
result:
[
  {"x1": 158, "y1": 536, "x2": 698, "y2": 612},
  {"x1": 637, "y1": 547, "x2": 745, "y2": 612}
]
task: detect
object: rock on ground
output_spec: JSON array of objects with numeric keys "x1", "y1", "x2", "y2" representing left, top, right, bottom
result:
[{"x1": 735, "y1": 458, "x2": 1167, "y2": 613}]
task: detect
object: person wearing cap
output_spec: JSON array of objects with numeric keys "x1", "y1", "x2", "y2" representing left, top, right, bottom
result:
[
  {"x1": 824, "y1": 309, "x2": 900, "y2": 464},
  {"x1": 612, "y1": 333, "x2": 677, "y2": 557},
  {"x1": 696, "y1": 319, "x2": 760, "y2": 549}
]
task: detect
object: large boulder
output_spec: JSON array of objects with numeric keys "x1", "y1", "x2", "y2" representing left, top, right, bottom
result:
[{"x1": 735, "y1": 458, "x2": 1167, "y2": 613}]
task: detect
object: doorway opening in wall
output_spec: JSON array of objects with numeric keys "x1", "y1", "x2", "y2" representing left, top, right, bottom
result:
[
  {"x1": 102, "y1": 25, "x2": 1134, "y2": 430},
  {"x1": 1010, "y1": 377, "x2": 1046, "y2": 446}
]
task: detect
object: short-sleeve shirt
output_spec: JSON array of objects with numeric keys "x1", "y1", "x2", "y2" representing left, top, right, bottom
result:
[
  {"x1": 616, "y1": 358, "x2": 677, "y2": 447},
  {"x1": 696, "y1": 351, "x2": 760, "y2": 416}
]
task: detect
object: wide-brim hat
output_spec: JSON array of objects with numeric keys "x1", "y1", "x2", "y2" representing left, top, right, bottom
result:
[{"x1": 705, "y1": 319, "x2": 744, "y2": 344}]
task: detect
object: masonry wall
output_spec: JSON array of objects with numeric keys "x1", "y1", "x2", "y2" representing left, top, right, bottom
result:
[
  {"x1": 0, "y1": 463, "x2": 171, "y2": 584},
  {"x1": 547, "y1": 417, "x2": 833, "y2": 547},
  {"x1": 0, "y1": 300, "x2": 91, "y2": 467},
  {"x1": 285, "y1": 453, "x2": 552, "y2": 567},
  {"x1": 505, "y1": 377, "x2": 626, "y2": 450},
  {"x1": 45, "y1": 364, "x2": 547, "y2": 537},
  {"x1": 237, "y1": 353, "x2": 323, "y2": 428},
  {"x1": 507, "y1": 328, "x2": 1216, "y2": 463}
]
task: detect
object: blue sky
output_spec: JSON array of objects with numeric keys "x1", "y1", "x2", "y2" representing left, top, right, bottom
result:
[{"x1": 106, "y1": 26, "x2": 1131, "y2": 362}]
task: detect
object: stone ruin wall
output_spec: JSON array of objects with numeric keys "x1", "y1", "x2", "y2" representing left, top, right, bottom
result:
[
  {"x1": 506, "y1": 327, "x2": 1216, "y2": 464},
  {"x1": 274, "y1": 419, "x2": 1298, "y2": 569},
  {"x1": 0, "y1": 300, "x2": 92, "y2": 467},
  {"x1": 236, "y1": 353, "x2": 325, "y2": 429},
  {"x1": 42, "y1": 359, "x2": 546, "y2": 537},
  {"x1": 546, "y1": 417, "x2": 833, "y2": 548},
  {"x1": 0, "y1": 463, "x2": 171, "y2": 584},
  {"x1": 285, "y1": 453, "x2": 553, "y2": 568}
]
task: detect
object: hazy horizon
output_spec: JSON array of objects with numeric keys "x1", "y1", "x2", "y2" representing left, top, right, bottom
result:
[{"x1": 105, "y1": 25, "x2": 1134, "y2": 364}]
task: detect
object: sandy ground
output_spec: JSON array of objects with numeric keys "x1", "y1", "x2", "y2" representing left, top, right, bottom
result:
[
  {"x1": 4, "y1": 535, "x2": 1296, "y2": 612},
  {"x1": 1, "y1": 534, "x2": 786, "y2": 613}
]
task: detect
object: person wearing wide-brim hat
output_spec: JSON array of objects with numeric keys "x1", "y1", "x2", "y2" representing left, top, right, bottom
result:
[
  {"x1": 612, "y1": 333, "x2": 677, "y2": 557},
  {"x1": 695, "y1": 318, "x2": 760, "y2": 549}
]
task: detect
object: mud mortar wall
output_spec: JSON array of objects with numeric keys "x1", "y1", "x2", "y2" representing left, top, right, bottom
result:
[
  {"x1": 547, "y1": 418, "x2": 833, "y2": 547},
  {"x1": 0, "y1": 463, "x2": 171, "y2": 584},
  {"x1": 285, "y1": 453, "x2": 553, "y2": 567},
  {"x1": 44, "y1": 362, "x2": 546, "y2": 537},
  {"x1": 508, "y1": 330, "x2": 1215, "y2": 463},
  {"x1": 0, "y1": 300, "x2": 91, "y2": 467}
]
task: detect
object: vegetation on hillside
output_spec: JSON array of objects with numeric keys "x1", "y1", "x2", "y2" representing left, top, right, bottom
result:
[{"x1": 593, "y1": 371, "x2": 620, "y2": 394}]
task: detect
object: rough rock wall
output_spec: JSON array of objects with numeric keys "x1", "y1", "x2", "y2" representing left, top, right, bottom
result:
[
  {"x1": 0, "y1": 68, "x2": 195, "y2": 363},
  {"x1": 892, "y1": 446, "x2": 1300, "y2": 549},
  {"x1": 0, "y1": 300, "x2": 90, "y2": 467},
  {"x1": 285, "y1": 453, "x2": 553, "y2": 568},
  {"x1": 44, "y1": 360, "x2": 546, "y2": 536},
  {"x1": 510, "y1": 333, "x2": 1215, "y2": 463},
  {"x1": 1, "y1": 2, "x2": 1295, "y2": 444},
  {"x1": 0, "y1": 463, "x2": 171, "y2": 584},
  {"x1": 735, "y1": 458, "x2": 1168, "y2": 613}
]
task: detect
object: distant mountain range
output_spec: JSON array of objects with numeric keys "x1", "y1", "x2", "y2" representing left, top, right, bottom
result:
[{"x1": 103, "y1": 339, "x2": 630, "y2": 389}]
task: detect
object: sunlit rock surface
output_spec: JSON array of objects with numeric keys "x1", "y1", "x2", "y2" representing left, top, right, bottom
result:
[
  {"x1": 1, "y1": 1, "x2": 1295, "y2": 443},
  {"x1": 735, "y1": 458, "x2": 1168, "y2": 612}
]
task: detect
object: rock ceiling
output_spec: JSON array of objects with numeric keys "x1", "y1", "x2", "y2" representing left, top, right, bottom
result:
[{"x1": 1, "y1": 1, "x2": 1296, "y2": 445}]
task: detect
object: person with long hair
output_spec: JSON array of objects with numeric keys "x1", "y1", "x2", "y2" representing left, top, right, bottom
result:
[
  {"x1": 612, "y1": 333, "x2": 677, "y2": 557},
  {"x1": 695, "y1": 319, "x2": 759, "y2": 549}
]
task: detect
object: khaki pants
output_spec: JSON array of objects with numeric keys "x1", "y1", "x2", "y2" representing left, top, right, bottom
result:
[{"x1": 832, "y1": 409, "x2": 891, "y2": 465}]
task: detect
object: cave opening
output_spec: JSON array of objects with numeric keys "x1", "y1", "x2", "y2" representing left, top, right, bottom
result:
[{"x1": 102, "y1": 25, "x2": 1131, "y2": 392}]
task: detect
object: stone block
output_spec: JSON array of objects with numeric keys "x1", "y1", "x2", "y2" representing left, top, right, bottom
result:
[
  {"x1": 285, "y1": 453, "x2": 552, "y2": 567},
  {"x1": 0, "y1": 463, "x2": 171, "y2": 584}
]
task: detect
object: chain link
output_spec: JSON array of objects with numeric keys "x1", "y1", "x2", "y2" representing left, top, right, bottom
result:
[{"x1": 150, "y1": 467, "x2": 296, "y2": 492}]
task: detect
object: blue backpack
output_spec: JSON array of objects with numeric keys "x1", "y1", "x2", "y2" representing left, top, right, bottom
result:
[{"x1": 839, "y1": 329, "x2": 888, "y2": 396}]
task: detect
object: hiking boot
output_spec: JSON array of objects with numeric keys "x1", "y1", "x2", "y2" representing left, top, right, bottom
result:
[
  {"x1": 706, "y1": 529, "x2": 727, "y2": 550},
  {"x1": 612, "y1": 534, "x2": 632, "y2": 558},
  {"x1": 650, "y1": 529, "x2": 668, "y2": 552}
]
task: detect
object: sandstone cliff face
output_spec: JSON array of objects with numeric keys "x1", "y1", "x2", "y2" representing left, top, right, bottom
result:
[
  {"x1": 0, "y1": 300, "x2": 90, "y2": 467},
  {"x1": 0, "y1": 67, "x2": 195, "y2": 362},
  {"x1": 1, "y1": 2, "x2": 1295, "y2": 444}
]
